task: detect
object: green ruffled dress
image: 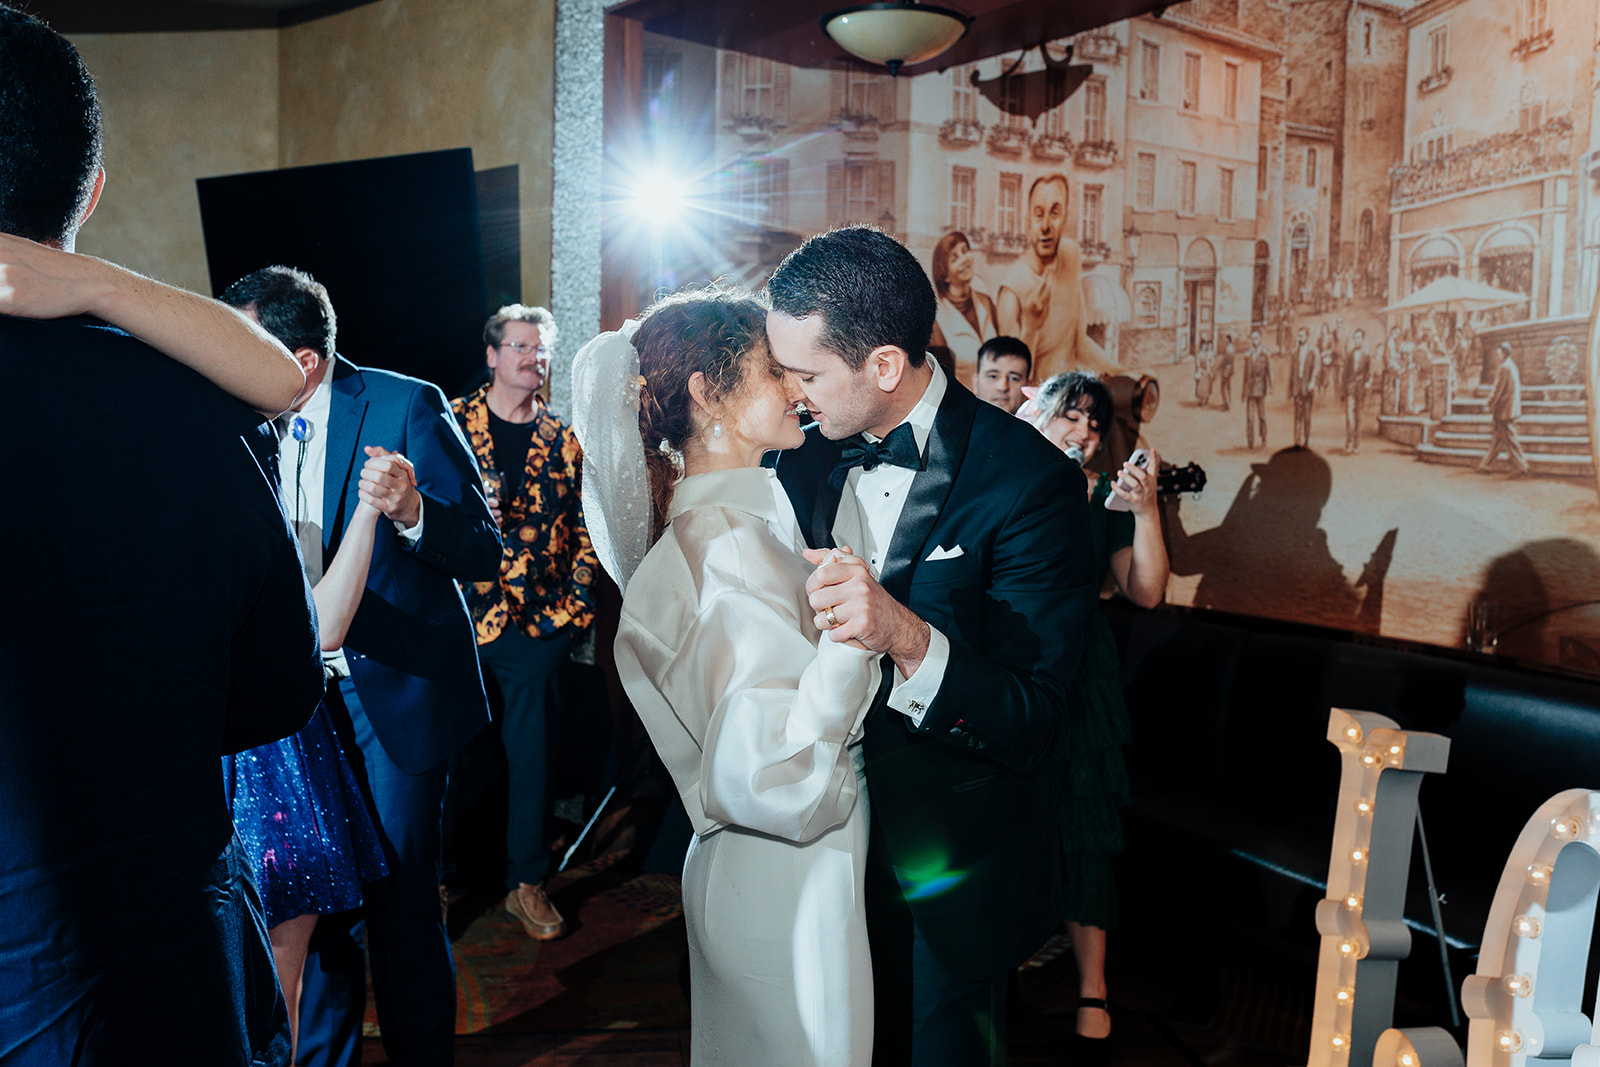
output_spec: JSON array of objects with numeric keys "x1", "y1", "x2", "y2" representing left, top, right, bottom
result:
[{"x1": 1057, "y1": 471, "x2": 1134, "y2": 930}]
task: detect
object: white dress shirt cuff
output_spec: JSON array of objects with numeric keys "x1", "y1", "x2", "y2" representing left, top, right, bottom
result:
[
  {"x1": 394, "y1": 497, "x2": 425, "y2": 543},
  {"x1": 888, "y1": 624, "x2": 949, "y2": 728}
]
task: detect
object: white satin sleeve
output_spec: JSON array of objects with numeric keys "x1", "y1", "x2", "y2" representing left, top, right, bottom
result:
[{"x1": 660, "y1": 585, "x2": 880, "y2": 843}]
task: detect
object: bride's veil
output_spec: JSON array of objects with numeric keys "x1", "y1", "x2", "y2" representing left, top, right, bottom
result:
[{"x1": 569, "y1": 320, "x2": 649, "y2": 594}]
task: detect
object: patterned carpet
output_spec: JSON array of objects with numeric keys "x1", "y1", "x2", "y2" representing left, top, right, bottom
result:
[{"x1": 353, "y1": 801, "x2": 1313, "y2": 1065}]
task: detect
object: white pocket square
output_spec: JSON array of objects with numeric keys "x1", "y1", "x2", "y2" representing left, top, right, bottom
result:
[{"x1": 925, "y1": 544, "x2": 964, "y2": 561}]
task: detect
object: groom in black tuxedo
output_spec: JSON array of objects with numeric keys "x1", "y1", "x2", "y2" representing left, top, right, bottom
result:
[{"x1": 768, "y1": 226, "x2": 1097, "y2": 1064}]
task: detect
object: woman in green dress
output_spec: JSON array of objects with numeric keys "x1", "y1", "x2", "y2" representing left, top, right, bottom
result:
[{"x1": 1029, "y1": 372, "x2": 1170, "y2": 1054}]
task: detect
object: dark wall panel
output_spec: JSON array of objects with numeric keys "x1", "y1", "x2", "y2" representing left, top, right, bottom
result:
[{"x1": 198, "y1": 147, "x2": 490, "y2": 398}]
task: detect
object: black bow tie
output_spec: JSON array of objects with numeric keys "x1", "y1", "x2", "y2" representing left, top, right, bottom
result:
[{"x1": 832, "y1": 423, "x2": 924, "y2": 486}]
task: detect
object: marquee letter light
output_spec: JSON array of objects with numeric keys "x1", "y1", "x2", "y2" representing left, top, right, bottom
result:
[
  {"x1": 1307, "y1": 709, "x2": 1451, "y2": 1067},
  {"x1": 1462, "y1": 789, "x2": 1600, "y2": 1066},
  {"x1": 1373, "y1": 789, "x2": 1600, "y2": 1066}
]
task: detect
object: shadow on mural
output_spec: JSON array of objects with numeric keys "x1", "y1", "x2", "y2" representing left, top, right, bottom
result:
[{"x1": 616, "y1": 0, "x2": 1600, "y2": 675}]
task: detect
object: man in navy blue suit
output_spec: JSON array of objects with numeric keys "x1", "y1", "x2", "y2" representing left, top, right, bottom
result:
[
  {"x1": 221, "y1": 266, "x2": 502, "y2": 1067},
  {"x1": 0, "y1": 8, "x2": 324, "y2": 1063}
]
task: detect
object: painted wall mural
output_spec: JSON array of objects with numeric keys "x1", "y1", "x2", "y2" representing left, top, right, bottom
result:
[{"x1": 626, "y1": 0, "x2": 1600, "y2": 675}]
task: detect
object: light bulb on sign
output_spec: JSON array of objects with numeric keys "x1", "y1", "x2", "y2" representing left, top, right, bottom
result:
[
  {"x1": 1551, "y1": 816, "x2": 1582, "y2": 840},
  {"x1": 1497, "y1": 1030, "x2": 1524, "y2": 1054},
  {"x1": 1345, "y1": 893, "x2": 1362, "y2": 910},
  {"x1": 1345, "y1": 725, "x2": 1362, "y2": 742},
  {"x1": 1502, "y1": 973, "x2": 1534, "y2": 998},
  {"x1": 1331, "y1": 1032, "x2": 1352, "y2": 1052},
  {"x1": 1527, "y1": 863, "x2": 1552, "y2": 886},
  {"x1": 1398, "y1": 1054, "x2": 1416, "y2": 1067},
  {"x1": 1334, "y1": 986, "x2": 1354, "y2": 1005},
  {"x1": 1355, "y1": 798, "x2": 1373, "y2": 816},
  {"x1": 1513, "y1": 913, "x2": 1542, "y2": 939},
  {"x1": 1351, "y1": 849, "x2": 1366, "y2": 864}
]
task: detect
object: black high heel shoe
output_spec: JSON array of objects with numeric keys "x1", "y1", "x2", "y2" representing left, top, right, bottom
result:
[{"x1": 1072, "y1": 997, "x2": 1111, "y2": 1065}]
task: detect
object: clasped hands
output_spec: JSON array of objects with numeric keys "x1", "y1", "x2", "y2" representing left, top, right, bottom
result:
[
  {"x1": 802, "y1": 546, "x2": 930, "y2": 679},
  {"x1": 359, "y1": 445, "x2": 421, "y2": 527}
]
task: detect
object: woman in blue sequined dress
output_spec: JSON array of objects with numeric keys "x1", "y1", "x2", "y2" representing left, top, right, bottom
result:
[{"x1": 224, "y1": 471, "x2": 392, "y2": 1059}]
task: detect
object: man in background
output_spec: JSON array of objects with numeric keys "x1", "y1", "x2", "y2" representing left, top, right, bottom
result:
[
  {"x1": 451, "y1": 304, "x2": 596, "y2": 941},
  {"x1": 221, "y1": 266, "x2": 501, "y2": 1067},
  {"x1": 1341, "y1": 328, "x2": 1372, "y2": 455},
  {"x1": 1217, "y1": 333, "x2": 1236, "y2": 412},
  {"x1": 0, "y1": 7, "x2": 323, "y2": 1062},
  {"x1": 1478, "y1": 342, "x2": 1529, "y2": 478},
  {"x1": 972, "y1": 335, "x2": 1032, "y2": 414},
  {"x1": 1242, "y1": 328, "x2": 1273, "y2": 451},
  {"x1": 1290, "y1": 326, "x2": 1318, "y2": 449}
]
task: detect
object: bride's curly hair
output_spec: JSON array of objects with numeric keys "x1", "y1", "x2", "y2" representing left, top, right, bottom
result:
[{"x1": 632, "y1": 284, "x2": 776, "y2": 542}]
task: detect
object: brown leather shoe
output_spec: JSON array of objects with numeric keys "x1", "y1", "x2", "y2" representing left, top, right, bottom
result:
[{"x1": 505, "y1": 882, "x2": 567, "y2": 941}]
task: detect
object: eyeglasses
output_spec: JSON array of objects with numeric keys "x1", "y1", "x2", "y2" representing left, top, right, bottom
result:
[{"x1": 500, "y1": 342, "x2": 549, "y2": 358}]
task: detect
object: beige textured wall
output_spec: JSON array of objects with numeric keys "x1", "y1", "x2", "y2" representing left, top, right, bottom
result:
[
  {"x1": 68, "y1": 31, "x2": 280, "y2": 293},
  {"x1": 279, "y1": 0, "x2": 556, "y2": 305}
]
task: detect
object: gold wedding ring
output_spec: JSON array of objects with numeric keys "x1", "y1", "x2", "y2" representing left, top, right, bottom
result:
[{"x1": 823, "y1": 606, "x2": 840, "y2": 629}]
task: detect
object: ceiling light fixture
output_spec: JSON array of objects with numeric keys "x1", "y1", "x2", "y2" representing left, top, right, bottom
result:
[{"x1": 820, "y1": 1, "x2": 972, "y2": 76}]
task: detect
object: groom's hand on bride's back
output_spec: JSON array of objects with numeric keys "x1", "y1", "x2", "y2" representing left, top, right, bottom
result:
[{"x1": 804, "y1": 550, "x2": 931, "y2": 674}]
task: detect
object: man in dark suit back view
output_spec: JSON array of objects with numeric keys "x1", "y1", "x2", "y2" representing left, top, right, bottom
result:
[
  {"x1": 767, "y1": 227, "x2": 1097, "y2": 1065},
  {"x1": 0, "y1": 7, "x2": 325, "y2": 1063}
]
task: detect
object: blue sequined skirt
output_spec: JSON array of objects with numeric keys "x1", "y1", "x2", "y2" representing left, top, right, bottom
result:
[{"x1": 223, "y1": 700, "x2": 388, "y2": 928}]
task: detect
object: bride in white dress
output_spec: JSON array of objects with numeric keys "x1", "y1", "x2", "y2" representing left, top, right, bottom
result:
[{"x1": 572, "y1": 288, "x2": 879, "y2": 1066}]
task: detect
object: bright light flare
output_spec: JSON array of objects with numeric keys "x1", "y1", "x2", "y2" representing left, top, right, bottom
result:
[{"x1": 624, "y1": 171, "x2": 692, "y2": 226}]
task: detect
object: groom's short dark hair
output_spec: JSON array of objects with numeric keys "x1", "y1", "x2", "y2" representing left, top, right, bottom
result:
[
  {"x1": 0, "y1": 6, "x2": 103, "y2": 244},
  {"x1": 767, "y1": 226, "x2": 936, "y2": 371}
]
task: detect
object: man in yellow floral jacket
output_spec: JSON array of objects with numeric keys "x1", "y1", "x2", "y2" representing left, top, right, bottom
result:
[{"x1": 452, "y1": 304, "x2": 596, "y2": 941}]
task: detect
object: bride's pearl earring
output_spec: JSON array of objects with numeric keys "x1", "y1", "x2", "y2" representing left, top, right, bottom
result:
[{"x1": 712, "y1": 422, "x2": 723, "y2": 439}]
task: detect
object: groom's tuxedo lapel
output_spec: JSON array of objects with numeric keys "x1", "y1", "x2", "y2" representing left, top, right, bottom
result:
[
  {"x1": 324, "y1": 358, "x2": 371, "y2": 554},
  {"x1": 809, "y1": 474, "x2": 842, "y2": 551},
  {"x1": 879, "y1": 381, "x2": 974, "y2": 604}
]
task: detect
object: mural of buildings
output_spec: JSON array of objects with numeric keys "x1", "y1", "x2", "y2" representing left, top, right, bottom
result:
[
  {"x1": 1286, "y1": 0, "x2": 1410, "y2": 301},
  {"x1": 612, "y1": 0, "x2": 1600, "y2": 674},
  {"x1": 1388, "y1": 0, "x2": 1591, "y2": 322},
  {"x1": 674, "y1": 4, "x2": 1296, "y2": 372},
  {"x1": 1117, "y1": 5, "x2": 1282, "y2": 366}
]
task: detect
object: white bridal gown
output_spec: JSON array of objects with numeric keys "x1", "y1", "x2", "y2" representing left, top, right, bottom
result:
[{"x1": 615, "y1": 467, "x2": 879, "y2": 1066}]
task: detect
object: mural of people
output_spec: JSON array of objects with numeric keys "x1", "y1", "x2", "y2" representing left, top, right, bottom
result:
[
  {"x1": 996, "y1": 173, "x2": 1119, "y2": 382},
  {"x1": 1242, "y1": 329, "x2": 1272, "y2": 451},
  {"x1": 927, "y1": 230, "x2": 997, "y2": 387},
  {"x1": 1289, "y1": 326, "x2": 1317, "y2": 449},
  {"x1": 1478, "y1": 341, "x2": 1529, "y2": 477},
  {"x1": 620, "y1": 0, "x2": 1600, "y2": 674},
  {"x1": 1194, "y1": 338, "x2": 1215, "y2": 407},
  {"x1": 1314, "y1": 320, "x2": 1339, "y2": 405},
  {"x1": 1216, "y1": 334, "x2": 1236, "y2": 413},
  {"x1": 1341, "y1": 328, "x2": 1372, "y2": 455},
  {"x1": 1380, "y1": 326, "x2": 1405, "y2": 417}
]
